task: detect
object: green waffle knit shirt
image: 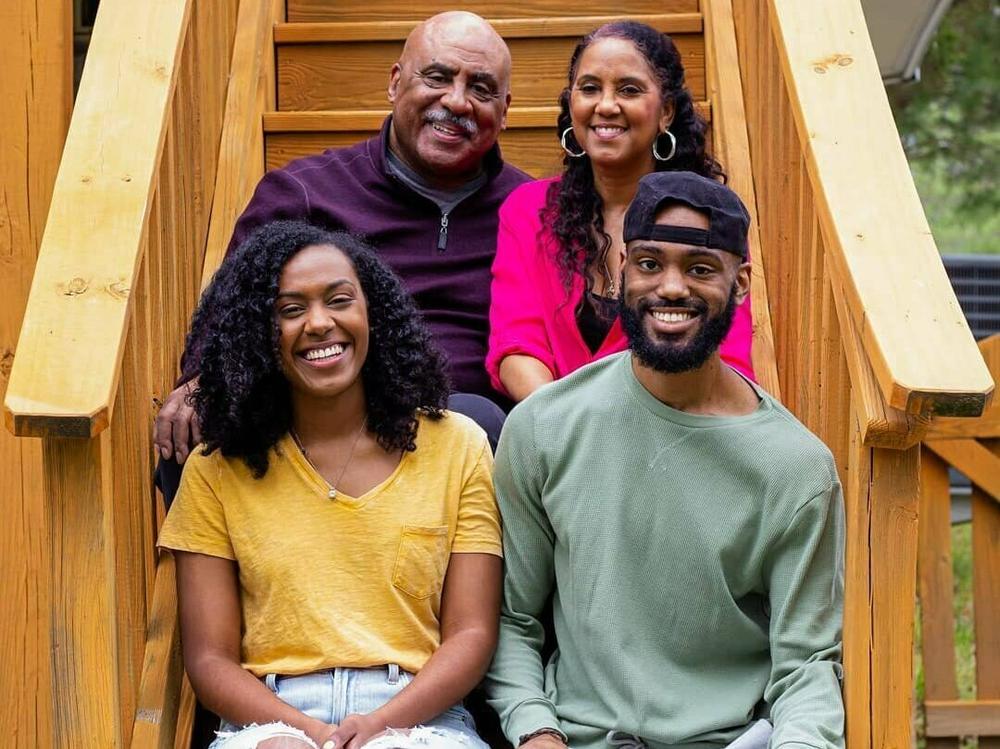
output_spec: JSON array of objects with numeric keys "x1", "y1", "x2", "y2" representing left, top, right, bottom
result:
[{"x1": 486, "y1": 352, "x2": 845, "y2": 749}]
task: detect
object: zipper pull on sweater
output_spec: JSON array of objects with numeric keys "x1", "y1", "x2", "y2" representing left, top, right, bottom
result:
[{"x1": 437, "y1": 212, "x2": 450, "y2": 251}]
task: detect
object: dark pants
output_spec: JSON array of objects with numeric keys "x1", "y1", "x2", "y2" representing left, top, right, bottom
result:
[{"x1": 155, "y1": 392, "x2": 507, "y2": 508}]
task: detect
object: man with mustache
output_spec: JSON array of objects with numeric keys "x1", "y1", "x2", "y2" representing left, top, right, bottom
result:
[
  {"x1": 154, "y1": 11, "x2": 529, "y2": 474},
  {"x1": 486, "y1": 172, "x2": 845, "y2": 749}
]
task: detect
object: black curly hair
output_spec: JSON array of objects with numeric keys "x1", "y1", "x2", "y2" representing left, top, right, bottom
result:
[
  {"x1": 545, "y1": 20, "x2": 726, "y2": 290},
  {"x1": 185, "y1": 220, "x2": 450, "y2": 477}
]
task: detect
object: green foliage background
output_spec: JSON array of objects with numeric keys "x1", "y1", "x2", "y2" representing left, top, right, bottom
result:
[{"x1": 887, "y1": 0, "x2": 998, "y2": 254}]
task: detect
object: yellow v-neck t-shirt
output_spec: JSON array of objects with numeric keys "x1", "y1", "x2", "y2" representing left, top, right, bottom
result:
[{"x1": 158, "y1": 411, "x2": 501, "y2": 677}]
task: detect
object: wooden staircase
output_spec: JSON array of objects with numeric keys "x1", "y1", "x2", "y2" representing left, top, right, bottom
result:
[
  {"x1": 267, "y1": 4, "x2": 705, "y2": 178},
  {"x1": 2, "y1": 0, "x2": 994, "y2": 747}
]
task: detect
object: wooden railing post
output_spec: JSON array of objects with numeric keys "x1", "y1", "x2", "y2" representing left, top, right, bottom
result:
[
  {"x1": 729, "y1": 0, "x2": 992, "y2": 743},
  {"x1": 44, "y1": 435, "x2": 124, "y2": 744},
  {"x1": 918, "y1": 337, "x2": 1000, "y2": 742},
  {"x1": 843, "y1": 420, "x2": 921, "y2": 749},
  {"x1": 0, "y1": 1, "x2": 73, "y2": 746},
  {"x1": 4, "y1": 0, "x2": 240, "y2": 744}
]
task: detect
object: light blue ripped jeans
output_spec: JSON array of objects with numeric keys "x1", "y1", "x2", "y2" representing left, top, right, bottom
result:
[{"x1": 208, "y1": 665, "x2": 489, "y2": 749}]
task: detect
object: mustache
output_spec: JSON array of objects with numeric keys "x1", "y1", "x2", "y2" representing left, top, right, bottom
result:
[
  {"x1": 634, "y1": 297, "x2": 708, "y2": 315},
  {"x1": 424, "y1": 109, "x2": 478, "y2": 136}
]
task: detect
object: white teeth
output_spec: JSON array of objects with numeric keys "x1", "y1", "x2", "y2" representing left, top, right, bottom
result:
[
  {"x1": 651, "y1": 311, "x2": 694, "y2": 323},
  {"x1": 304, "y1": 344, "x2": 344, "y2": 361},
  {"x1": 595, "y1": 126, "x2": 624, "y2": 136}
]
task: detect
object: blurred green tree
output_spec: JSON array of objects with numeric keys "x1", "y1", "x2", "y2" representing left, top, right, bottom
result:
[{"x1": 888, "y1": 0, "x2": 998, "y2": 250}]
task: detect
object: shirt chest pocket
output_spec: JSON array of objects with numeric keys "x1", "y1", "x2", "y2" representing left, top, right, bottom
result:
[{"x1": 392, "y1": 525, "x2": 450, "y2": 600}]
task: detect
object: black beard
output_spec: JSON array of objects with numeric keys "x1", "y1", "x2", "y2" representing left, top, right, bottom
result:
[{"x1": 619, "y1": 283, "x2": 739, "y2": 374}]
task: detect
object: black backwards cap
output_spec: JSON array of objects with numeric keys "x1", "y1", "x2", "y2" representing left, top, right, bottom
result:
[{"x1": 624, "y1": 171, "x2": 750, "y2": 259}]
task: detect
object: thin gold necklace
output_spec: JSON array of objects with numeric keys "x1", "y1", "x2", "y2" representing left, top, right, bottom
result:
[{"x1": 290, "y1": 416, "x2": 368, "y2": 501}]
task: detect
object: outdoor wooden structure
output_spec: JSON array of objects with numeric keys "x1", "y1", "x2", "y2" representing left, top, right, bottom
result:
[
  {"x1": 0, "y1": 2, "x2": 73, "y2": 747},
  {"x1": 1, "y1": 0, "x2": 995, "y2": 747},
  {"x1": 918, "y1": 335, "x2": 1000, "y2": 744}
]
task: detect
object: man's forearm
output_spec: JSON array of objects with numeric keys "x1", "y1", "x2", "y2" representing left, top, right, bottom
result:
[{"x1": 486, "y1": 610, "x2": 562, "y2": 743}]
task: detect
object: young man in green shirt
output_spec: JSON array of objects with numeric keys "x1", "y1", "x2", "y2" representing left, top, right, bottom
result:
[{"x1": 486, "y1": 172, "x2": 845, "y2": 749}]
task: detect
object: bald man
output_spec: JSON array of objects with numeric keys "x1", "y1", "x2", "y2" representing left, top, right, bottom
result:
[{"x1": 155, "y1": 12, "x2": 530, "y2": 477}]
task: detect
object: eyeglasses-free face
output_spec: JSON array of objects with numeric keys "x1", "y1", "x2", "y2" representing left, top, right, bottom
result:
[
  {"x1": 275, "y1": 244, "x2": 370, "y2": 404},
  {"x1": 569, "y1": 37, "x2": 674, "y2": 172},
  {"x1": 387, "y1": 17, "x2": 511, "y2": 188}
]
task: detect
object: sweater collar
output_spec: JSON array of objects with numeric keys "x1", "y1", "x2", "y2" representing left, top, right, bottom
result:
[
  {"x1": 616, "y1": 352, "x2": 771, "y2": 427},
  {"x1": 370, "y1": 115, "x2": 506, "y2": 184}
]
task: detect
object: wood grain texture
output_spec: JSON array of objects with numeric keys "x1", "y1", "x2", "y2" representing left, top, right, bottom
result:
[
  {"x1": 925, "y1": 335, "x2": 1000, "y2": 440},
  {"x1": 730, "y1": 1, "x2": 930, "y2": 741},
  {"x1": 924, "y1": 439, "x2": 1000, "y2": 503},
  {"x1": 44, "y1": 435, "x2": 122, "y2": 745},
  {"x1": 842, "y1": 419, "x2": 873, "y2": 749},
  {"x1": 768, "y1": 0, "x2": 992, "y2": 417},
  {"x1": 973, "y1": 439, "x2": 1000, "y2": 746},
  {"x1": 832, "y1": 269, "x2": 930, "y2": 448},
  {"x1": 262, "y1": 104, "x2": 711, "y2": 180},
  {"x1": 917, "y1": 450, "x2": 960, "y2": 748},
  {"x1": 3, "y1": 0, "x2": 194, "y2": 437},
  {"x1": 924, "y1": 700, "x2": 1000, "y2": 737},
  {"x1": 702, "y1": 0, "x2": 779, "y2": 399},
  {"x1": 287, "y1": 0, "x2": 698, "y2": 22},
  {"x1": 731, "y1": 0, "x2": 851, "y2": 472},
  {"x1": 276, "y1": 32, "x2": 705, "y2": 110},
  {"x1": 2, "y1": 0, "x2": 238, "y2": 745},
  {"x1": 266, "y1": 128, "x2": 564, "y2": 179},
  {"x1": 275, "y1": 14, "x2": 702, "y2": 43},
  {"x1": 173, "y1": 675, "x2": 197, "y2": 749},
  {"x1": 263, "y1": 102, "x2": 711, "y2": 131},
  {"x1": 869, "y1": 445, "x2": 920, "y2": 749},
  {"x1": 201, "y1": 0, "x2": 285, "y2": 287},
  {"x1": 130, "y1": 555, "x2": 183, "y2": 749},
  {"x1": 0, "y1": 1, "x2": 72, "y2": 746}
]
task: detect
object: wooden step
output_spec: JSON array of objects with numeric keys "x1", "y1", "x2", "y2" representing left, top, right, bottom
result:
[
  {"x1": 287, "y1": 0, "x2": 698, "y2": 23},
  {"x1": 262, "y1": 103, "x2": 712, "y2": 179},
  {"x1": 276, "y1": 14, "x2": 705, "y2": 111}
]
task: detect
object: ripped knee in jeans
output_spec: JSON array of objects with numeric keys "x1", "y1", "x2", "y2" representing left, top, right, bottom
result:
[
  {"x1": 211, "y1": 722, "x2": 317, "y2": 749},
  {"x1": 363, "y1": 726, "x2": 482, "y2": 749}
]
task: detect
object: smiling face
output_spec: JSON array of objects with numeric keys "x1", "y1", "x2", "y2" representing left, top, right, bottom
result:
[
  {"x1": 275, "y1": 244, "x2": 369, "y2": 403},
  {"x1": 387, "y1": 12, "x2": 511, "y2": 188},
  {"x1": 569, "y1": 36, "x2": 674, "y2": 171},
  {"x1": 620, "y1": 203, "x2": 749, "y2": 373}
]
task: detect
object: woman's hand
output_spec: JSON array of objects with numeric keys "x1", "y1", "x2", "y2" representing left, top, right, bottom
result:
[
  {"x1": 351, "y1": 553, "x2": 502, "y2": 731},
  {"x1": 176, "y1": 552, "x2": 331, "y2": 738},
  {"x1": 325, "y1": 713, "x2": 387, "y2": 749}
]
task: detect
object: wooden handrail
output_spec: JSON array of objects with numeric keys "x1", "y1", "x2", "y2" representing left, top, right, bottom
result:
[
  {"x1": 768, "y1": 0, "x2": 993, "y2": 418},
  {"x1": 201, "y1": 0, "x2": 285, "y2": 289},
  {"x1": 3, "y1": 0, "x2": 193, "y2": 438}
]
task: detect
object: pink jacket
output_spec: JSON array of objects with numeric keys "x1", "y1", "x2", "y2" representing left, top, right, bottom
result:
[{"x1": 486, "y1": 178, "x2": 755, "y2": 397}]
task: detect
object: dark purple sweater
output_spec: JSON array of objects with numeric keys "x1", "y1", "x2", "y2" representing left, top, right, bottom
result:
[{"x1": 224, "y1": 118, "x2": 531, "y2": 398}]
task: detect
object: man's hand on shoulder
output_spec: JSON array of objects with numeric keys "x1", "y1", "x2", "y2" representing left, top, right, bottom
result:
[{"x1": 154, "y1": 378, "x2": 201, "y2": 463}]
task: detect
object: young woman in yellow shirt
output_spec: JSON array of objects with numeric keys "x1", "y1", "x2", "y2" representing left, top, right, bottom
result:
[{"x1": 159, "y1": 221, "x2": 503, "y2": 749}]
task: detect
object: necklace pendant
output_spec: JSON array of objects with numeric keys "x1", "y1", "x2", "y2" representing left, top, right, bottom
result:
[{"x1": 328, "y1": 488, "x2": 337, "y2": 500}]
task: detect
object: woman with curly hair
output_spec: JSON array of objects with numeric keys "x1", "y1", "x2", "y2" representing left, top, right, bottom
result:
[
  {"x1": 486, "y1": 20, "x2": 754, "y2": 401},
  {"x1": 158, "y1": 221, "x2": 501, "y2": 749}
]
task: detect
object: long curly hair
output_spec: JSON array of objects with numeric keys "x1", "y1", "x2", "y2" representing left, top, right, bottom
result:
[
  {"x1": 545, "y1": 20, "x2": 726, "y2": 290},
  {"x1": 185, "y1": 221, "x2": 450, "y2": 477}
]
